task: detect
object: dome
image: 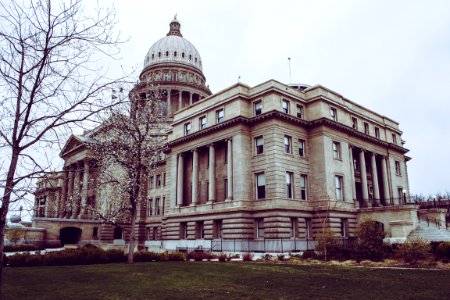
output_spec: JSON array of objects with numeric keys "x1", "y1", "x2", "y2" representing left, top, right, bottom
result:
[{"x1": 143, "y1": 17, "x2": 203, "y2": 71}]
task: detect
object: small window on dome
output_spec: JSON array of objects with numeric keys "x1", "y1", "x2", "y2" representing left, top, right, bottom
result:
[
  {"x1": 182, "y1": 52, "x2": 185, "y2": 58},
  {"x1": 166, "y1": 51, "x2": 169, "y2": 57},
  {"x1": 189, "y1": 54, "x2": 192, "y2": 60},
  {"x1": 158, "y1": 52, "x2": 161, "y2": 58},
  {"x1": 174, "y1": 51, "x2": 177, "y2": 57},
  {"x1": 195, "y1": 57, "x2": 197, "y2": 63},
  {"x1": 151, "y1": 54, "x2": 155, "y2": 59}
]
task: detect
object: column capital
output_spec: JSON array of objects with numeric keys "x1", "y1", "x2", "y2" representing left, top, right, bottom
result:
[{"x1": 190, "y1": 148, "x2": 198, "y2": 153}]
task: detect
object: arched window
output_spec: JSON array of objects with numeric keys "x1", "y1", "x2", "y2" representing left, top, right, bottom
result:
[
  {"x1": 166, "y1": 51, "x2": 169, "y2": 57},
  {"x1": 151, "y1": 53, "x2": 155, "y2": 59},
  {"x1": 174, "y1": 51, "x2": 177, "y2": 57},
  {"x1": 189, "y1": 54, "x2": 192, "y2": 60},
  {"x1": 195, "y1": 57, "x2": 197, "y2": 63},
  {"x1": 158, "y1": 52, "x2": 161, "y2": 58},
  {"x1": 182, "y1": 52, "x2": 185, "y2": 58}
]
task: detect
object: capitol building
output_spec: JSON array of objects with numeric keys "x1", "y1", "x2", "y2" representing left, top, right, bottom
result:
[{"x1": 33, "y1": 17, "x2": 417, "y2": 252}]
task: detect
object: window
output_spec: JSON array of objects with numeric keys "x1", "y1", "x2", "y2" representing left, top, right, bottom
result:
[
  {"x1": 152, "y1": 227, "x2": 158, "y2": 240},
  {"x1": 255, "y1": 136, "x2": 264, "y2": 154},
  {"x1": 330, "y1": 107, "x2": 337, "y2": 121},
  {"x1": 284, "y1": 135, "x2": 292, "y2": 153},
  {"x1": 298, "y1": 139, "x2": 305, "y2": 157},
  {"x1": 395, "y1": 161, "x2": 401, "y2": 175},
  {"x1": 93, "y1": 227, "x2": 98, "y2": 239},
  {"x1": 353, "y1": 158, "x2": 359, "y2": 171},
  {"x1": 224, "y1": 178, "x2": 228, "y2": 199},
  {"x1": 184, "y1": 122, "x2": 191, "y2": 135},
  {"x1": 199, "y1": 116, "x2": 207, "y2": 129},
  {"x1": 291, "y1": 218, "x2": 298, "y2": 238},
  {"x1": 213, "y1": 220, "x2": 223, "y2": 239},
  {"x1": 196, "y1": 221, "x2": 205, "y2": 239},
  {"x1": 148, "y1": 199, "x2": 153, "y2": 216},
  {"x1": 254, "y1": 100, "x2": 262, "y2": 116},
  {"x1": 149, "y1": 176, "x2": 154, "y2": 189},
  {"x1": 375, "y1": 127, "x2": 380, "y2": 139},
  {"x1": 256, "y1": 173, "x2": 266, "y2": 199},
  {"x1": 113, "y1": 227, "x2": 123, "y2": 239},
  {"x1": 332, "y1": 141, "x2": 341, "y2": 160},
  {"x1": 165, "y1": 51, "x2": 169, "y2": 57},
  {"x1": 300, "y1": 174, "x2": 308, "y2": 200},
  {"x1": 156, "y1": 174, "x2": 161, "y2": 188},
  {"x1": 174, "y1": 51, "x2": 177, "y2": 57},
  {"x1": 364, "y1": 122, "x2": 369, "y2": 135},
  {"x1": 398, "y1": 187, "x2": 405, "y2": 204},
  {"x1": 286, "y1": 172, "x2": 294, "y2": 199},
  {"x1": 162, "y1": 197, "x2": 165, "y2": 215},
  {"x1": 335, "y1": 175, "x2": 344, "y2": 201},
  {"x1": 352, "y1": 117, "x2": 358, "y2": 130},
  {"x1": 163, "y1": 73, "x2": 169, "y2": 81},
  {"x1": 392, "y1": 133, "x2": 397, "y2": 144},
  {"x1": 163, "y1": 173, "x2": 166, "y2": 186},
  {"x1": 179, "y1": 222, "x2": 187, "y2": 239},
  {"x1": 296, "y1": 104, "x2": 304, "y2": 119},
  {"x1": 155, "y1": 197, "x2": 160, "y2": 215},
  {"x1": 282, "y1": 99, "x2": 290, "y2": 114},
  {"x1": 341, "y1": 219, "x2": 349, "y2": 237},
  {"x1": 256, "y1": 219, "x2": 265, "y2": 238},
  {"x1": 216, "y1": 108, "x2": 224, "y2": 123}
]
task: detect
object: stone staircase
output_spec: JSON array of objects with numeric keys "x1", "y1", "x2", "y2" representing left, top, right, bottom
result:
[{"x1": 408, "y1": 219, "x2": 450, "y2": 242}]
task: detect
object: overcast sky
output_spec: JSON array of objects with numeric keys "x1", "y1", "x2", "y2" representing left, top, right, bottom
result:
[{"x1": 92, "y1": 0, "x2": 450, "y2": 196}]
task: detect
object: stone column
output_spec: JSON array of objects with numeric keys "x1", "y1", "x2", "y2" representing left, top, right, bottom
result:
[
  {"x1": 176, "y1": 154, "x2": 184, "y2": 206},
  {"x1": 349, "y1": 146, "x2": 357, "y2": 203},
  {"x1": 79, "y1": 158, "x2": 90, "y2": 219},
  {"x1": 381, "y1": 156, "x2": 391, "y2": 205},
  {"x1": 66, "y1": 165, "x2": 75, "y2": 218},
  {"x1": 191, "y1": 149, "x2": 199, "y2": 205},
  {"x1": 59, "y1": 167, "x2": 68, "y2": 218},
  {"x1": 189, "y1": 92, "x2": 193, "y2": 105},
  {"x1": 178, "y1": 90, "x2": 183, "y2": 111},
  {"x1": 359, "y1": 149, "x2": 369, "y2": 207},
  {"x1": 167, "y1": 89, "x2": 171, "y2": 117},
  {"x1": 371, "y1": 153, "x2": 381, "y2": 207},
  {"x1": 226, "y1": 139, "x2": 233, "y2": 201},
  {"x1": 71, "y1": 162, "x2": 82, "y2": 219},
  {"x1": 208, "y1": 144, "x2": 216, "y2": 203}
]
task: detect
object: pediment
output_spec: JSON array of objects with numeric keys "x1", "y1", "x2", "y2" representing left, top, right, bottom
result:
[{"x1": 59, "y1": 135, "x2": 87, "y2": 159}]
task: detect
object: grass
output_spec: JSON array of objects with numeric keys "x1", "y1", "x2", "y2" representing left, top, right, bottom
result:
[{"x1": 3, "y1": 262, "x2": 450, "y2": 299}]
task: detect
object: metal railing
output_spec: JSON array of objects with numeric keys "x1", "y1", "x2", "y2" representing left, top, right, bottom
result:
[{"x1": 210, "y1": 238, "x2": 317, "y2": 253}]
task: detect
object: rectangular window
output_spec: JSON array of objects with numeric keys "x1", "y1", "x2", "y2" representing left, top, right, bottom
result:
[
  {"x1": 162, "y1": 197, "x2": 165, "y2": 215},
  {"x1": 392, "y1": 133, "x2": 397, "y2": 144},
  {"x1": 291, "y1": 218, "x2": 298, "y2": 238},
  {"x1": 375, "y1": 127, "x2": 380, "y2": 139},
  {"x1": 398, "y1": 187, "x2": 404, "y2": 204},
  {"x1": 256, "y1": 173, "x2": 266, "y2": 199},
  {"x1": 148, "y1": 199, "x2": 153, "y2": 216},
  {"x1": 255, "y1": 136, "x2": 264, "y2": 154},
  {"x1": 341, "y1": 219, "x2": 349, "y2": 237},
  {"x1": 330, "y1": 107, "x2": 337, "y2": 121},
  {"x1": 352, "y1": 117, "x2": 358, "y2": 130},
  {"x1": 93, "y1": 227, "x2": 98, "y2": 239},
  {"x1": 332, "y1": 141, "x2": 341, "y2": 160},
  {"x1": 153, "y1": 227, "x2": 158, "y2": 240},
  {"x1": 300, "y1": 174, "x2": 308, "y2": 200},
  {"x1": 199, "y1": 116, "x2": 207, "y2": 129},
  {"x1": 282, "y1": 99, "x2": 290, "y2": 114},
  {"x1": 286, "y1": 171, "x2": 294, "y2": 199},
  {"x1": 213, "y1": 220, "x2": 223, "y2": 239},
  {"x1": 196, "y1": 221, "x2": 204, "y2": 239},
  {"x1": 156, "y1": 174, "x2": 161, "y2": 188},
  {"x1": 305, "y1": 218, "x2": 312, "y2": 239},
  {"x1": 335, "y1": 175, "x2": 344, "y2": 201},
  {"x1": 155, "y1": 197, "x2": 160, "y2": 215},
  {"x1": 364, "y1": 122, "x2": 369, "y2": 135},
  {"x1": 163, "y1": 73, "x2": 170, "y2": 81},
  {"x1": 163, "y1": 173, "x2": 166, "y2": 186},
  {"x1": 179, "y1": 222, "x2": 187, "y2": 239},
  {"x1": 149, "y1": 176, "x2": 154, "y2": 189},
  {"x1": 298, "y1": 139, "x2": 305, "y2": 157},
  {"x1": 216, "y1": 108, "x2": 224, "y2": 123},
  {"x1": 284, "y1": 135, "x2": 292, "y2": 154},
  {"x1": 395, "y1": 161, "x2": 401, "y2": 175},
  {"x1": 224, "y1": 178, "x2": 228, "y2": 199},
  {"x1": 184, "y1": 122, "x2": 191, "y2": 135},
  {"x1": 254, "y1": 100, "x2": 262, "y2": 116},
  {"x1": 296, "y1": 104, "x2": 304, "y2": 119},
  {"x1": 256, "y1": 218, "x2": 265, "y2": 238}
]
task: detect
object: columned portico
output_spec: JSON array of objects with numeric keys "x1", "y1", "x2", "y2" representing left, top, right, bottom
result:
[
  {"x1": 191, "y1": 149, "x2": 199, "y2": 205},
  {"x1": 359, "y1": 149, "x2": 369, "y2": 207},
  {"x1": 176, "y1": 154, "x2": 184, "y2": 206}
]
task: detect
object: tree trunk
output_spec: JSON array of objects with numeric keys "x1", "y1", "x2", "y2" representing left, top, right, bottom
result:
[
  {"x1": 0, "y1": 151, "x2": 20, "y2": 295},
  {"x1": 127, "y1": 206, "x2": 137, "y2": 264}
]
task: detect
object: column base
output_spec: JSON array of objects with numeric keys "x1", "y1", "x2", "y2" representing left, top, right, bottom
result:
[
  {"x1": 189, "y1": 203, "x2": 197, "y2": 207},
  {"x1": 225, "y1": 198, "x2": 232, "y2": 202},
  {"x1": 206, "y1": 201, "x2": 214, "y2": 205}
]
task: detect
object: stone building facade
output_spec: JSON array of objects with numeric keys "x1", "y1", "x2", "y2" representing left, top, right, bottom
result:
[{"x1": 33, "y1": 17, "x2": 415, "y2": 250}]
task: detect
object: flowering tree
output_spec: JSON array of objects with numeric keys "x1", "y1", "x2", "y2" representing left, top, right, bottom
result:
[
  {"x1": 0, "y1": 0, "x2": 125, "y2": 290},
  {"x1": 87, "y1": 88, "x2": 168, "y2": 263}
]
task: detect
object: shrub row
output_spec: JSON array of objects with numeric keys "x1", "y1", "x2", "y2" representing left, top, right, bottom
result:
[{"x1": 4, "y1": 244, "x2": 43, "y2": 252}]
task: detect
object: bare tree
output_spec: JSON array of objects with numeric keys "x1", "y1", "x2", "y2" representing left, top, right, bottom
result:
[
  {"x1": 86, "y1": 88, "x2": 168, "y2": 263},
  {"x1": 0, "y1": 0, "x2": 126, "y2": 290}
]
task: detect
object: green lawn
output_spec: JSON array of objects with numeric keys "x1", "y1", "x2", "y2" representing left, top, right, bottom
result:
[{"x1": 2, "y1": 262, "x2": 450, "y2": 299}]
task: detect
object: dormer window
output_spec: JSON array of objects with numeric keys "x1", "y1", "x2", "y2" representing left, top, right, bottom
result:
[
  {"x1": 151, "y1": 54, "x2": 155, "y2": 59},
  {"x1": 165, "y1": 51, "x2": 169, "y2": 57},
  {"x1": 174, "y1": 51, "x2": 177, "y2": 57},
  {"x1": 182, "y1": 52, "x2": 185, "y2": 58},
  {"x1": 158, "y1": 52, "x2": 161, "y2": 58},
  {"x1": 195, "y1": 57, "x2": 197, "y2": 63},
  {"x1": 189, "y1": 54, "x2": 192, "y2": 60}
]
